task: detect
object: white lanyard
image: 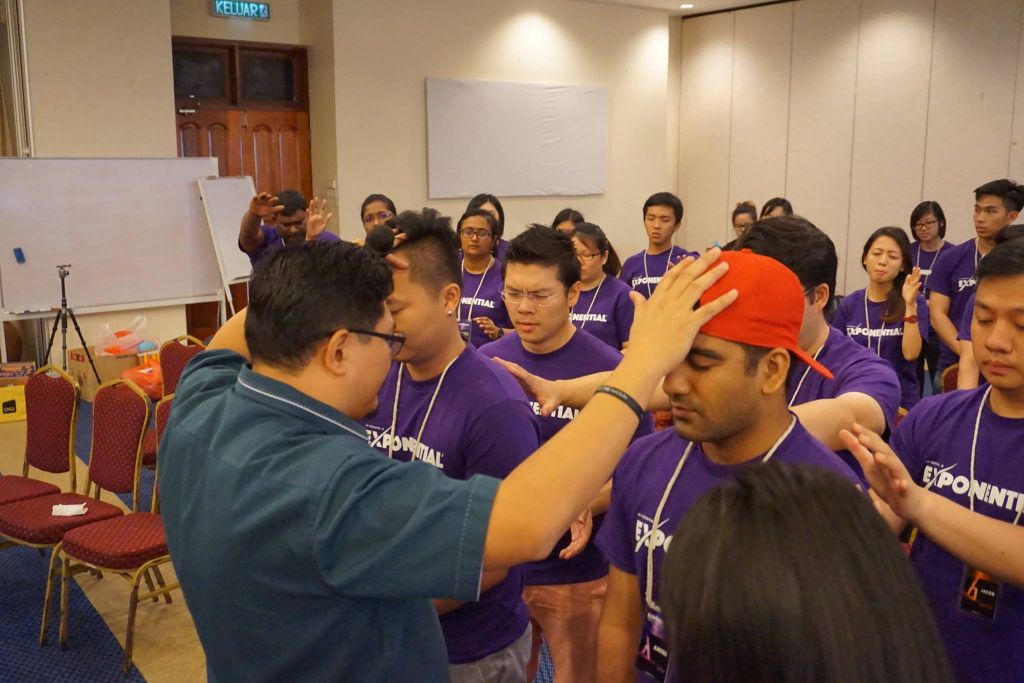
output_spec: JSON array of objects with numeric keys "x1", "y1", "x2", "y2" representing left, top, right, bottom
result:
[
  {"x1": 237, "y1": 375, "x2": 368, "y2": 441},
  {"x1": 386, "y1": 356, "x2": 459, "y2": 461},
  {"x1": 642, "y1": 248, "x2": 674, "y2": 298},
  {"x1": 788, "y1": 340, "x2": 826, "y2": 408},
  {"x1": 965, "y1": 385, "x2": 1024, "y2": 524},
  {"x1": 577, "y1": 275, "x2": 605, "y2": 329},
  {"x1": 916, "y1": 242, "x2": 944, "y2": 290},
  {"x1": 644, "y1": 417, "x2": 797, "y2": 611},
  {"x1": 459, "y1": 256, "x2": 494, "y2": 323},
  {"x1": 862, "y1": 292, "x2": 885, "y2": 356}
]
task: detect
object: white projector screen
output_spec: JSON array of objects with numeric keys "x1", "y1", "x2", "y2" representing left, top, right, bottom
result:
[{"x1": 426, "y1": 77, "x2": 608, "y2": 199}]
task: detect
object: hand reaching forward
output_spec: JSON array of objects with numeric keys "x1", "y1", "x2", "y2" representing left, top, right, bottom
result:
[
  {"x1": 840, "y1": 423, "x2": 925, "y2": 521},
  {"x1": 248, "y1": 192, "x2": 284, "y2": 221},
  {"x1": 305, "y1": 197, "x2": 334, "y2": 240}
]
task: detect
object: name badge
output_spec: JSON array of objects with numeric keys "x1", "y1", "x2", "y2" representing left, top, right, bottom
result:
[
  {"x1": 960, "y1": 566, "x2": 1000, "y2": 619},
  {"x1": 636, "y1": 610, "x2": 671, "y2": 682},
  {"x1": 457, "y1": 320, "x2": 471, "y2": 341}
]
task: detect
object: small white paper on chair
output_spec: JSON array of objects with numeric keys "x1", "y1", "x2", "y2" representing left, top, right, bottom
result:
[{"x1": 52, "y1": 503, "x2": 88, "y2": 517}]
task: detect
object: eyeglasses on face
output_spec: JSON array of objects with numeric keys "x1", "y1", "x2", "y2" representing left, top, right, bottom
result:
[
  {"x1": 914, "y1": 219, "x2": 939, "y2": 230},
  {"x1": 460, "y1": 228, "x2": 493, "y2": 240},
  {"x1": 575, "y1": 250, "x2": 602, "y2": 261},
  {"x1": 501, "y1": 289, "x2": 557, "y2": 307},
  {"x1": 362, "y1": 210, "x2": 394, "y2": 225},
  {"x1": 320, "y1": 328, "x2": 406, "y2": 356}
]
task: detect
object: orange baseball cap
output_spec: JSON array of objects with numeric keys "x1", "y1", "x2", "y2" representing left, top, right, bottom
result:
[{"x1": 699, "y1": 249, "x2": 833, "y2": 379}]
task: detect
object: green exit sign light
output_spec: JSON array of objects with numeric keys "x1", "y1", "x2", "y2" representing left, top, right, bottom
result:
[{"x1": 210, "y1": 1, "x2": 270, "y2": 21}]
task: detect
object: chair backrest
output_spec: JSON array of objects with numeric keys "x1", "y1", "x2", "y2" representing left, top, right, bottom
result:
[
  {"x1": 24, "y1": 365, "x2": 79, "y2": 492},
  {"x1": 155, "y1": 394, "x2": 175, "y2": 444},
  {"x1": 88, "y1": 379, "x2": 150, "y2": 511},
  {"x1": 941, "y1": 364, "x2": 959, "y2": 393},
  {"x1": 159, "y1": 335, "x2": 205, "y2": 396}
]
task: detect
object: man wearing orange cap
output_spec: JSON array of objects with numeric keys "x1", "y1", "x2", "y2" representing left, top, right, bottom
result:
[{"x1": 593, "y1": 250, "x2": 861, "y2": 683}]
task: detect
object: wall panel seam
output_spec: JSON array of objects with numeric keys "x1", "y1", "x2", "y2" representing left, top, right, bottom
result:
[{"x1": 920, "y1": 0, "x2": 938, "y2": 200}]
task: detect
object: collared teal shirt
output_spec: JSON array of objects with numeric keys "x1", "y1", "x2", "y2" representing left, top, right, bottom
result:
[{"x1": 159, "y1": 350, "x2": 499, "y2": 682}]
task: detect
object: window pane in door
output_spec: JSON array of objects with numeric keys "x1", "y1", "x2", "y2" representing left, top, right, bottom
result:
[{"x1": 240, "y1": 54, "x2": 295, "y2": 102}]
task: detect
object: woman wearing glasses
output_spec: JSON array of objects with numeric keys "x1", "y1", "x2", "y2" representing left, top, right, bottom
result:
[
  {"x1": 909, "y1": 201, "x2": 946, "y2": 392},
  {"x1": 570, "y1": 223, "x2": 633, "y2": 350},
  {"x1": 458, "y1": 209, "x2": 513, "y2": 347},
  {"x1": 360, "y1": 193, "x2": 397, "y2": 236}
]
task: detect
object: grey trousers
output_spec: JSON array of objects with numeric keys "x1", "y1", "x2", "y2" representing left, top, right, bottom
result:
[{"x1": 449, "y1": 625, "x2": 532, "y2": 683}]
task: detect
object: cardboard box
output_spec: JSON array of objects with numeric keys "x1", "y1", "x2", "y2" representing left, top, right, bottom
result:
[
  {"x1": 0, "y1": 385, "x2": 26, "y2": 422},
  {"x1": 67, "y1": 347, "x2": 139, "y2": 401}
]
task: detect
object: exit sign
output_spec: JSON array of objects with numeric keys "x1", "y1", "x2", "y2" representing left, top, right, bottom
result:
[{"x1": 210, "y1": 1, "x2": 270, "y2": 21}]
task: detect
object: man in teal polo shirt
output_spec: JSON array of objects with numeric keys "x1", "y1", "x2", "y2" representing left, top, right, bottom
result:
[{"x1": 159, "y1": 240, "x2": 737, "y2": 682}]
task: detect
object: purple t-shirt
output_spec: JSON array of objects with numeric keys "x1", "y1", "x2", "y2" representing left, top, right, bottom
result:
[
  {"x1": 912, "y1": 242, "x2": 947, "y2": 297},
  {"x1": 929, "y1": 239, "x2": 980, "y2": 371},
  {"x1": 892, "y1": 387, "x2": 1024, "y2": 683},
  {"x1": 597, "y1": 421, "x2": 860, "y2": 683},
  {"x1": 240, "y1": 224, "x2": 342, "y2": 266},
  {"x1": 481, "y1": 328, "x2": 654, "y2": 585},
  {"x1": 831, "y1": 290, "x2": 930, "y2": 410},
  {"x1": 787, "y1": 325, "x2": 901, "y2": 478},
  {"x1": 619, "y1": 246, "x2": 699, "y2": 298},
  {"x1": 459, "y1": 261, "x2": 512, "y2": 348},
  {"x1": 571, "y1": 275, "x2": 635, "y2": 350},
  {"x1": 362, "y1": 344, "x2": 539, "y2": 664},
  {"x1": 958, "y1": 292, "x2": 976, "y2": 341}
]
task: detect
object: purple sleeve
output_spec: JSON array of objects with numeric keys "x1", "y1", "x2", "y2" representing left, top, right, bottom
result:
[
  {"x1": 315, "y1": 231, "x2": 342, "y2": 243},
  {"x1": 462, "y1": 400, "x2": 539, "y2": 479},
  {"x1": 595, "y1": 455, "x2": 640, "y2": 575},
  {"x1": 915, "y1": 293, "x2": 931, "y2": 338},
  {"x1": 957, "y1": 293, "x2": 975, "y2": 341},
  {"x1": 239, "y1": 225, "x2": 278, "y2": 265},
  {"x1": 890, "y1": 407, "x2": 926, "y2": 482},
  {"x1": 833, "y1": 355, "x2": 901, "y2": 425},
  {"x1": 928, "y1": 248, "x2": 956, "y2": 298}
]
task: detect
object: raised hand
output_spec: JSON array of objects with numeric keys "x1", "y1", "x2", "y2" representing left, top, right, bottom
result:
[
  {"x1": 248, "y1": 192, "x2": 284, "y2": 221},
  {"x1": 306, "y1": 197, "x2": 334, "y2": 240},
  {"x1": 902, "y1": 267, "x2": 923, "y2": 305},
  {"x1": 840, "y1": 424, "x2": 923, "y2": 521},
  {"x1": 559, "y1": 507, "x2": 594, "y2": 560},
  {"x1": 626, "y1": 248, "x2": 737, "y2": 378},
  {"x1": 491, "y1": 357, "x2": 560, "y2": 416},
  {"x1": 473, "y1": 316, "x2": 501, "y2": 340}
]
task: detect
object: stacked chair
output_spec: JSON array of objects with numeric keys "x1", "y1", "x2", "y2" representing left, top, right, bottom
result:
[{"x1": 140, "y1": 335, "x2": 204, "y2": 471}]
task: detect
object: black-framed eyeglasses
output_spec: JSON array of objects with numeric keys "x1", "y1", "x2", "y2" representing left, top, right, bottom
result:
[
  {"x1": 321, "y1": 328, "x2": 406, "y2": 356},
  {"x1": 362, "y1": 210, "x2": 394, "y2": 225},
  {"x1": 460, "y1": 228, "x2": 493, "y2": 240}
]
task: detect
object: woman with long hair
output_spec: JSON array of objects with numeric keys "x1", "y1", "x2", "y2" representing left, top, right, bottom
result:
[
  {"x1": 569, "y1": 222, "x2": 632, "y2": 350},
  {"x1": 909, "y1": 201, "x2": 946, "y2": 391},
  {"x1": 831, "y1": 227, "x2": 927, "y2": 409}
]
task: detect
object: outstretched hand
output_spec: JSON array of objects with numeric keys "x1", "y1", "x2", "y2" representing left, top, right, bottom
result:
[
  {"x1": 840, "y1": 424, "x2": 923, "y2": 521},
  {"x1": 249, "y1": 192, "x2": 284, "y2": 220},
  {"x1": 560, "y1": 507, "x2": 594, "y2": 560},
  {"x1": 491, "y1": 357, "x2": 559, "y2": 416},
  {"x1": 625, "y1": 248, "x2": 738, "y2": 378},
  {"x1": 305, "y1": 197, "x2": 334, "y2": 240}
]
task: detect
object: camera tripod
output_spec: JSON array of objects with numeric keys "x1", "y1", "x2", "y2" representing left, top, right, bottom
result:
[{"x1": 44, "y1": 265, "x2": 100, "y2": 383}]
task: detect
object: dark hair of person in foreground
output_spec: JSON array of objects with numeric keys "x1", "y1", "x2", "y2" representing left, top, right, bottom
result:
[{"x1": 661, "y1": 462, "x2": 954, "y2": 683}]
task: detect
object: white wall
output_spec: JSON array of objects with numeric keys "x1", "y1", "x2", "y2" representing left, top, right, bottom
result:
[
  {"x1": 331, "y1": 0, "x2": 673, "y2": 256},
  {"x1": 677, "y1": 0, "x2": 1024, "y2": 294},
  {"x1": 20, "y1": 0, "x2": 185, "y2": 360}
]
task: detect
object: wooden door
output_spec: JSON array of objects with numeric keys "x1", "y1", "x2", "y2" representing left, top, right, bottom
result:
[{"x1": 175, "y1": 107, "x2": 312, "y2": 341}]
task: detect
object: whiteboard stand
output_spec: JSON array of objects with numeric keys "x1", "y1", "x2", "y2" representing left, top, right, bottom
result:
[{"x1": 198, "y1": 176, "x2": 258, "y2": 318}]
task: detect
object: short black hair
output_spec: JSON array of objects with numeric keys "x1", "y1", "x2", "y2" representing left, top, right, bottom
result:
[
  {"x1": 662, "y1": 462, "x2": 954, "y2": 683},
  {"x1": 457, "y1": 209, "x2": 500, "y2": 256},
  {"x1": 759, "y1": 197, "x2": 793, "y2": 218},
  {"x1": 732, "y1": 201, "x2": 757, "y2": 224},
  {"x1": 910, "y1": 200, "x2": 947, "y2": 239},
  {"x1": 360, "y1": 193, "x2": 397, "y2": 220},
  {"x1": 974, "y1": 178, "x2": 1024, "y2": 213},
  {"x1": 390, "y1": 208, "x2": 462, "y2": 293},
  {"x1": 738, "y1": 342, "x2": 792, "y2": 391},
  {"x1": 642, "y1": 192, "x2": 684, "y2": 224},
  {"x1": 245, "y1": 242, "x2": 393, "y2": 371},
  {"x1": 998, "y1": 224, "x2": 1024, "y2": 243},
  {"x1": 552, "y1": 208, "x2": 585, "y2": 228},
  {"x1": 733, "y1": 215, "x2": 839, "y2": 315},
  {"x1": 466, "y1": 193, "x2": 505, "y2": 238},
  {"x1": 978, "y1": 237, "x2": 1024, "y2": 283},
  {"x1": 276, "y1": 190, "x2": 307, "y2": 217},
  {"x1": 502, "y1": 224, "x2": 581, "y2": 290}
]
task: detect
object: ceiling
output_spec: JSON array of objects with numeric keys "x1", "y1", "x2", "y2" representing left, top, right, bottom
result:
[{"x1": 581, "y1": 0, "x2": 788, "y2": 17}]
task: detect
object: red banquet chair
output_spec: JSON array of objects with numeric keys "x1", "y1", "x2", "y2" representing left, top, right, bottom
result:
[
  {"x1": 0, "y1": 366, "x2": 79, "y2": 508},
  {"x1": 0, "y1": 379, "x2": 148, "y2": 605},
  {"x1": 41, "y1": 394, "x2": 179, "y2": 677},
  {"x1": 941, "y1": 364, "x2": 960, "y2": 393},
  {"x1": 140, "y1": 336, "x2": 204, "y2": 467}
]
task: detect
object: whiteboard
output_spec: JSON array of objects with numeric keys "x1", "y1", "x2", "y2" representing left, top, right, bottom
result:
[
  {"x1": 0, "y1": 158, "x2": 222, "y2": 313},
  {"x1": 198, "y1": 176, "x2": 256, "y2": 287},
  {"x1": 426, "y1": 77, "x2": 608, "y2": 199}
]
